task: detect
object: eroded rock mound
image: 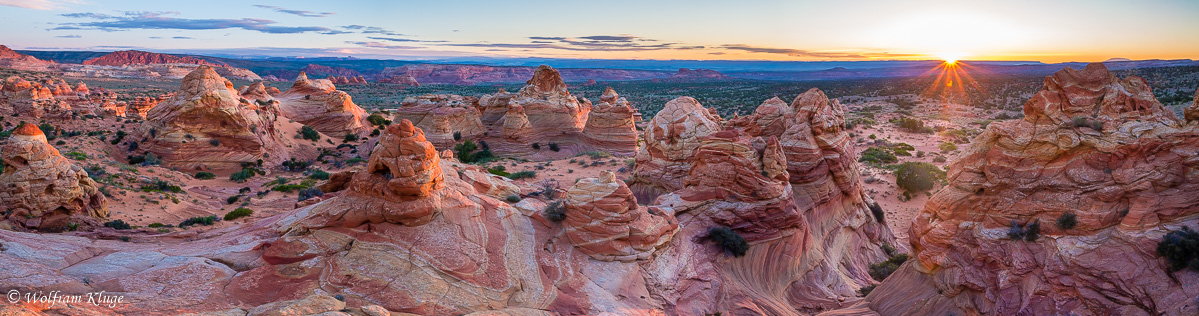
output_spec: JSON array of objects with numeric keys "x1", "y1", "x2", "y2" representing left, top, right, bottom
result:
[
  {"x1": 82, "y1": 50, "x2": 224, "y2": 67},
  {"x1": 563, "y1": 171, "x2": 678, "y2": 261},
  {"x1": 582, "y1": 87, "x2": 639, "y2": 155},
  {"x1": 633, "y1": 96, "x2": 722, "y2": 191},
  {"x1": 275, "y1": 72, "x2": 368, "y2": 138},
  {"x1": 392, "y1": 94, "x2": 485, "y2": 149},
  {"x1": 847, "y1": 63, "x2": 1199, "y2": 315},
  {"x1": 0, "y1": 123, "x2": 107, "y2": 231},
  {"x1": 140, "y1": 66, "x2": 288, "y2": 170}
]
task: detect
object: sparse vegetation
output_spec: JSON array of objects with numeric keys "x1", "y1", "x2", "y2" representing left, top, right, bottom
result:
[
  {"x1": 224, "y1": 208, "x2": 253, "y2": 221},
  {"x1": 548, "y1": 142, "x2": 560, "y2": 152},
  {"x1": 230, "y1": 168, "x2": 256, "y2": 183},
  {"x1": 299, "y1": 126, "x2": 320, "y2": 141},
  {"x1": 708, "y1": 226, "x2": 749, "y2": 257},
  {"x1": 869, "y1": 202, "x2": 885, "y2": 223},
  {"x1": 868, "y1": 253, "x2": 909, "y2": 281},
  {"x1": 894, "y1": 162, "x2": 946, "y2": 193},
  {"x1": 859, "y1": 147, "x2": 898, "y2": 165},
  {"x1": 179, "y1": 215, "x2": 218, "y2": 227},
  {"x1": 543, "y1": 200, "x2": 566, "y2": 222},
  {"x1": 298, "y1": 188, "x2": 324, "y2": 201},
  {"x1": 1056, "y1": 212, "x2": 1077, "y2": 229},
  {"x1": 366, "y1": 113, "x2": 390, "y2": 126},
  {"x1": 505, "y1": 194, "x2": 522, "y2": 203},
  {"x1": 508, "y1": 170, "x2": 536, "y2": 180},
  {"x1": 103, "y1": 219, "x2": 131, "y2": 230},
  {"x1": 194, "y1": 172, "x2": 216, "y2": 180},
  {"x1": 454, "y1": 140, "x2": 494, "y2": 164}
]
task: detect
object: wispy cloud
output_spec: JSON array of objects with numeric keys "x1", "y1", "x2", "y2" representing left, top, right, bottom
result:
[
  {"x1": 342, "y1": 25, "x2": 404, "y2": 36},
  {"x1": 0, "y1": 0, "x2": 78, "y2": 10},
  {"x1": 57, "y1": 11, "x2": 335, "y2": 34},
  {"x1": 345, "y1": 41, "x2": 424, "y2": 50},
  {"x1": 55, "y1": 34, "x2": 81, "y2": 38},
  {"x1": 252, "y1": 5, "x2": 334, "y2": 18},
  {"x1": 719, "y1": 44, "x2": 917, "y2": 59},
  {"x1": 367, "y1": 36, "x2": 446, "y2": 43},
  {"x1": 446, "y1": 35, "x2": 703, "y2": 52}
]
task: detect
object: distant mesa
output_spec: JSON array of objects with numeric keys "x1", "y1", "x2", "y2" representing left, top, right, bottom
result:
[
  {"x1": 82, "y1": 50, "x2": 226, "y2": 67},
  {"x1": 666, "y1": 68, "x2": 730, "y2": 81},
  {"x1": 1103, "y1": 57, "x2": 1133, "y2": 62}
]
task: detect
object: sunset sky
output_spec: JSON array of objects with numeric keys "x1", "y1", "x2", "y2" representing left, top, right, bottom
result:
[{"x1": 1, "y1": 0, "x2": 1196, "y2": 62}]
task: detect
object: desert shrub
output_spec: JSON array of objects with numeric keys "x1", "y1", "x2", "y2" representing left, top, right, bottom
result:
[
  {"x1": 64, "y1": 151, "x2": 88, "y2": 160},
  {"x1": 890, "y1": 143, "x2": 915, "y2": 156},
  {"x1": 506, "y1": 194, "x2": 522, "y2": 203},
  {"x1": 543, "y1": 200, "x2": 566, "y2": 222},
  {"x1": 1156, "y1": 226, "x2": 1199, "y2": 271},
  {"x1": 894, "y1": 162, "x2": 945, "y2": 193},
  {"x1": 282, "y1": 158, "x2": 310, "y2": 172},
  {"x1": 194, "y1": 172, "x2": 216, "y2": 180},
  {"x1": 1057, "y1": 212, "x2": 1078, "y2": 229},
  {"x1": 532, "y1": 142, "x2": 541, "y2": 150},
  {"x1": 859, "y1": 284, "x2": 877, "y2": 296},
  {"x1": 938, "y1": 142, "x2": 957, "y2": 152},
  {"x1": 868, "y1": 253, "x2": 909, "y2": 281},
  {"x1": 1008, "y1": 219, "x2": 1026, "y2": 240},
  {"x1": 308, "y1": 169, "x2": 330, "y2": 180},
  {"x1": 893, "y1": 117, "x2": 934, "y2": 133},
  {"x1": 454, "y1": 140, "x2": 495, "y2": 164},
  {"x1": 453, "y1": 131, "x2": 462, "y2": 141},
  {"x1": 508, "y1": 170, "x2": 536, "y2": 180},
  {"x1": 230, "y1": 168, "x2": 256, "y2": 183},
  {"x1": 226, "y1": 195, "x2": 240, "y2": 204},
  {"x1": 273, "y1": 180, "x2": 315, "y2": 193},
  {"x1": 343, "y1": 133, "x2": 359, "y2": 143},
  {"x1": 1025, "y1": 220, "x2": 1040, "y2": 241},
  {"x1": 859, "y1": 147, "x2": 897, "y2": 165},
  {"x1": 179, "y1": 215, "x2": 217, "y2": 227},
  {"x1": 366, "y1": 114, "x2": 390, "y2": 126},
  {"x1": 147, "y1": 223, "x2": 167, "y2": 228},
  {"x1": 869, "y1": 202, "x2": 885, "y2": 223},
  {"x1": 298, "y1": 188, "x2": 324, "y2": 201},
  {"x1": 299, "y1": 126, "x2": 320, "y2": 141},
  {"x1": 708, "y1": 226, "x2": 749, "y2": 257},
  {"x1": 141, "y1": 179, "x2": 183, "y2": 193},
  {"x1": 933, "y1": 156, "x2": 947, "y2": 163},
  {"x1": 209, "y1": 139, "x2": 220, "y2": 146},
  {"x1": 103, "y1": 219, "x2": 131, "y2": 230},
  {"x1": 548, "y1": 142, "x2": 560, "y2": 152},
  {"x1": 110, "y1": 130, "x2": 127, "y2": 145},
  {"x1": 224, "y1": 208, "x2": 253, "y2": 221},
  {"x1": 581, "y1": 151, "x2": 611, "y2": 159},
  {"x1": 538, "y1": 178, "x2": 560, "y2": 199}
]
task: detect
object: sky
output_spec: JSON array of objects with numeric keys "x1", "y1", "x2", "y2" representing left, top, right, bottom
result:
[{"x1": 1, "y1": 0, "x2": 1197, "y2": 63}]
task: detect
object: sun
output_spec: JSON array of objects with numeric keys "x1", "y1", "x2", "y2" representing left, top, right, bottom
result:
[{"x1": 937, "y1": 52, "x2": 965, "y2": 64}]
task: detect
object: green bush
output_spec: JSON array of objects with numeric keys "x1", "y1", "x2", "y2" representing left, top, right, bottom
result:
[
  {"x1": 103, "y1": 219, "x2": 131, "y2": 230},
  {"x1": 869, "y1": 202, "x2": 885, "y2": 223},
  {"x1": 273, "y1": 180, "x2": 315, "y2": 193},
  {"x1": 64, "y1": 151, "x2": 88, "y2": 160},
  {"x1": 226, "y1": 195, "x2": 240, "y2": 204},
  {"x1": 194, "y1": 172, "x2": 216, "y2": 180},
  {"x1": 938, "y1": 142, "x2": 958, "y2": 152},
  {"x1": 298, "y1": 188, "x2": 323, "y2": 201},
  {"x1": 308, "y1": 169, "x2": 330, "y2": 180},
  {"x1": 230, "y1": 168, "x2": 256, "y2": 183},
  {"x1": 505, "y1": 194, "x2": 522, "y2": 203},
  {"x1": 708, "y1": 226, "x2": 749, "y2": 257},
  {"x1": 869, "y1": 253, "x2": 909, "y2": 281},
  {"x1": 859, "y1": 147, "x2": 897, "y2": 165},
  {"x1": 894, "y1": 162, "x2": 945, "y2": 193},
  {"x1": 141, "y1": 179, "x2": 183, "y2": 193},
  {"x1": 1157, "y1": 226, "x2": 1199, "y2": 271},
  {"x1": 893, "y1": 117, "x2": 934, "y2": 133},
  {"x1": 366, "y1": 113, "x2": 390, "y2": 126},
  {"x1": 343, "y1": 133, "x2": 359, "y2": 143},
  {"x1": 508, "y1": 171, "x2": 536, "y2": 180},
  {"x1": 224, "y1": 208, "x2": 253, "y2": 221},
  {"x1": 180, "y1": 215, "x2": 217, "y2": 227},
  {"x1": 299, "y1": 126, "x2": 320, "y2": 141},
  {"x1": 453, "y1": 131, "x2": 462, "y2": 141},
  {"x1": 548, "y1": 142, "x2": 560, "y2": 152}
]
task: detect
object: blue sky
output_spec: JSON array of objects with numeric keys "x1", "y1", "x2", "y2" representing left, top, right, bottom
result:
[{"x1": 1, "y1": 0, "x2": 1197, "y2": 62}]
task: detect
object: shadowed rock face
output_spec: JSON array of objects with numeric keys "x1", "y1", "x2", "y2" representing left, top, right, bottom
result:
[
  {"x1": 563, "y1": 171, "x2": 678, "y2": 262},
  {"x1": 1185, "y1": 87, "x2": 1199, "y2": 122},
  {"x1": 838, "y1": 63, "x2": 1199, "y2": 316},
  {"x1": 140, "y1": 66, "x2": 289, "y2": 170},
  {"x1": 275, "y1": 72, "x2": 368, "y2": 138},
  {"x1": 0, "y1": 123, "x2": 107, "y2": 231}
]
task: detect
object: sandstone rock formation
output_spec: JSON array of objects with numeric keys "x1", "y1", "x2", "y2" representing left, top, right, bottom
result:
[
  {"x1": 378, "y1": 63, "x2": 668, "y2": 85},
  {"x1": 378, "y1": 73, "x2": 420, "y2": 86},
  {"x1": 633, "y1": 96, "x2": 722, "y2": 191},
  {"x1": 563, "y1": 171, "x2": 678, "y2": 261},
  {"x1": 666, "y1": 68, "x2": 731, "y2": 81},
  {"x1": 239, "y1": 81, "x2": 274, "y2": 101},
  {"x1": 328, "y1": 75, "x2": 367, "y2": 85},
  {"x1": 0, "y1": 123, "x2": 107, "y2": 231},
  {"x1": 124, "y1": 95, "x2": 168, "y2": 119},
  {"x1": 842, "y1": 63, "x2": 1199, "y2": 315},
  {"x1": 0, "y1": 45, "x2": 53, "y2": 71},
  {"x1": 392, "y1": 94, "x2": 485, "y2": 149},
  {"x1": 275, "y1": 72, "x2": 368, "y2": 138},
  {"x1": 506, "y1": 65, "x2": 588, "y2": 140},
  {"x1": 1, "y1": 75, "x2": 71, "y2": 117},
  {"x1": 582, "y1": 87, "x2": 640, "y2": 155},
  {"x1": 140, "y1": 66, "x2": 289, "y2": 170},
  {"x1": 1185, "y1": 87, "x2": 1199, "y2": 123}
]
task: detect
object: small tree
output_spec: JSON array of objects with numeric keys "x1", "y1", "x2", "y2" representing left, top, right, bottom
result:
[
  {"x1": 543, "y1": 200, "x2": 566, "y2": 222},
  {"x1": 1157, "y1": 226, "x2": 1199, "y2": 271},
  {"x1": 1056, "y1": 212, "x2": 1077, "y2": 229}
]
